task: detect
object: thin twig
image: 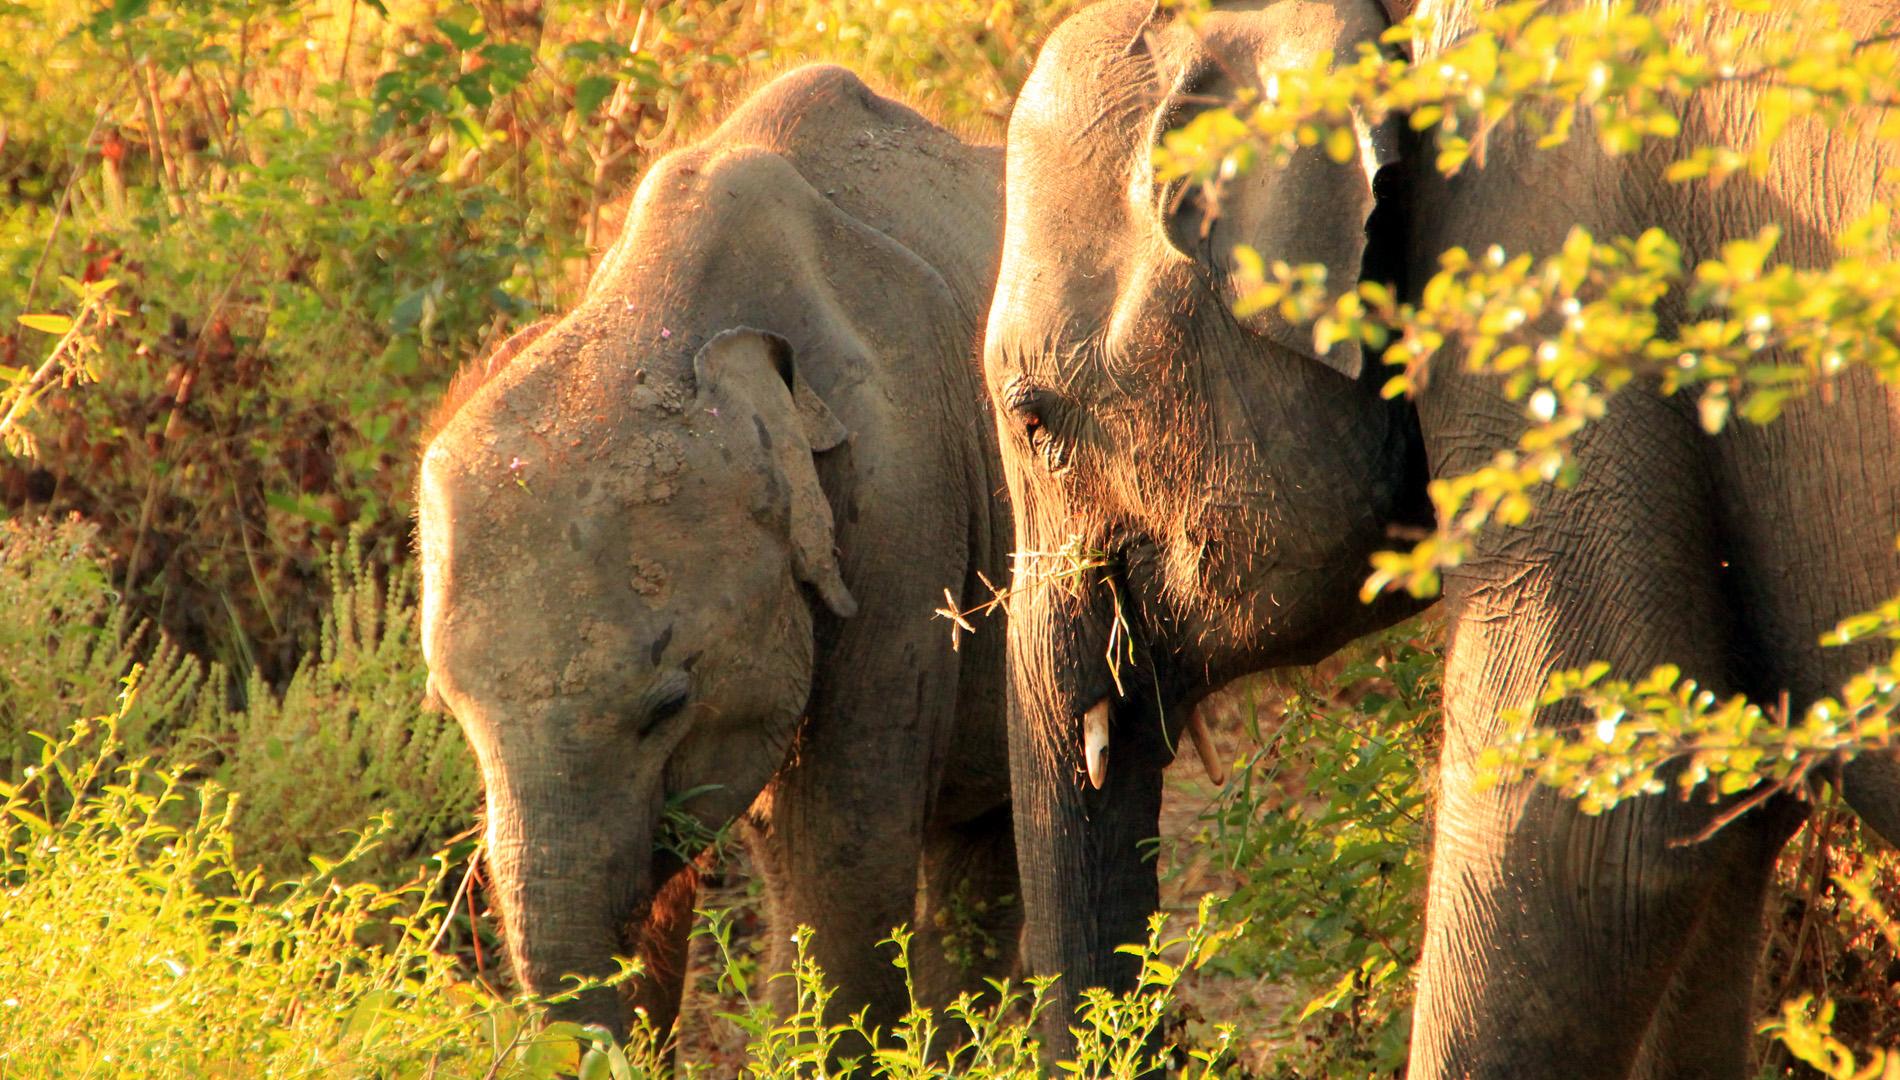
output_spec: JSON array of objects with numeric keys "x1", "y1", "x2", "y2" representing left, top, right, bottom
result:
[
  {"x1": 428, "y1": 847, "x2": 482, "y2": 953},
  {"x1": 0, "y1": 308, "x2": 97, "y2": 442},
  {"x1": 18, "y1": 85, "x2": 121, "y2": 320}
]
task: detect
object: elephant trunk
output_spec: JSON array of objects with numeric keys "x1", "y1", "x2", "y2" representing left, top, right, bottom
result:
[
  {"x1": 484, "y1": 780, "x2": 647, "y2": 1038},
  {"x1": 1005, "y1": 577, "x2": 1169, "y2": 1064}
]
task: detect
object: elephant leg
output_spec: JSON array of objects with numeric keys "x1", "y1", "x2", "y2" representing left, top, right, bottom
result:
[
  {"x1": 741, "y1": 644, "x2": 955, "y2": 1053},
  {"x1": 744, "y1": 769, "x2": 928, "y2": 1051},
  {"x1": 1412, "y1": 392, "x2": 1802, "y2": 1078},
  {"x1": 625, "y1": 861, "x2": 698, "y2": 1044},
  {"x1": 1626, "y1": 810, "x2": 1800, "y2": 1080},
  {"x1": 912, "y1": 802, "x2": 1022, "y2": 1005},
  {"x1": 1417, "y1": 754, "x2": 1798, "y2": 1079}
]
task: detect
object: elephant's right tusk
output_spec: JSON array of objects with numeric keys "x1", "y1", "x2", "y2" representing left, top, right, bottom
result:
[
  {"x1": 1083, "y1": 699, "x2": 1110, "y2": 789},
  {"x1": 1186, "y1": 706, "x2": 1226, "y2": 786}
]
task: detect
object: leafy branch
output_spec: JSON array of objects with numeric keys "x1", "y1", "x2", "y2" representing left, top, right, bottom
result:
[
  {"x1": 2, "y1": 276, "x2": 126, "y2": 456},
  {"x1": 1478, "y1": 590, "x2": 1900, "y2": 824}
]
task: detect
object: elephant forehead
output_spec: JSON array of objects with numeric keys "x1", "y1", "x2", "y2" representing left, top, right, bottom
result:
[{"x1": 583, "y1": 428, "x2": 689, "y2": 504}]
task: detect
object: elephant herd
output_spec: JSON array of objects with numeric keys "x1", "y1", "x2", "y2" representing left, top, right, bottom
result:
[{"x1": 415, "y1": 1, "x2": 1900, "y2": 1076}]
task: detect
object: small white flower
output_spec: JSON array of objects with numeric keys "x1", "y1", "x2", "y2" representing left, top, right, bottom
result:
[{"x1": 1595, "y1": 717, "x2": 1618, "y2": 743}]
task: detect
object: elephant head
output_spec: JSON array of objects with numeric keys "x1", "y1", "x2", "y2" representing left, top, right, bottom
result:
[
  {"x1": 418, "y1": 317, "x2": 854, "y2": 1035},
  {"x1": 982, "y1": 0, "x2": 1429, "y2": 1043}
]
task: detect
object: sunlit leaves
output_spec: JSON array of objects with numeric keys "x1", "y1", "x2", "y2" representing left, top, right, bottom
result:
[
  {"x1": 1764, "y1": 992, "x2": 1900, "y2": 1080},
  {"x1": 1193, "y1": 628, "x2": 1438, "y2": 1075},
  {"x1": 15, "y1": 314, "x2": 73, "y2": 335},
  {"x1": 1157, "y1": 0, "x2": 1900, "y2": 604},
  {"x1": 0, "y1": 682, "x2": 614, "y2": 1079},
  {"x1": 1156, "y1": 1, "x2": 1900, "y2": 195},
  {"x1": 1479, "y1": 654, "x2": 1900, "y2": 819},
  {"x1": 0, "y1": 276, "x2": 124, "y2": 457},
  {"x1": 1284, "y1": 203, "x2": 1900, "y2": 600}
]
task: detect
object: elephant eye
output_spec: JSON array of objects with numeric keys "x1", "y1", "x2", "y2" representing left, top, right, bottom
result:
[
  {"x1": 1005, "y1": 383, "x2": 1075, "y2": 472},
  {"x1": 635, "y1": 679, "x2": 692, "y2": 737}
]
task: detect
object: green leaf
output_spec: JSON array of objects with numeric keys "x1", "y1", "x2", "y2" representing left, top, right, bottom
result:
[
  {"x1": 575, "y1": 75, "x2": 616, "y2": 117},
  {"x1": 577, "y1": 1049, "x2": 613, "y2": 1080},
  {"x1": 17, "y1": 314, "x2": 73, "y2": 335},
  {"x1": 435, "y1": 18, "x2": 484, "y2": 51}
]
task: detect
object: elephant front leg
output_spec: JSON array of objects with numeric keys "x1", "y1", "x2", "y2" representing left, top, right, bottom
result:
[
  {"x1": 1410, "y1": 400, "x2": 1803, "y2": 1078},
  {"x1": 625, "y1": 860, "x2": 698, "y2": 1044},
  {"x1": 741, "y1": 632, "x2": 967, "y2": 1057},
  {"x1": 1416, "y1": 744, "x2": 1800, "y2": 1079}
]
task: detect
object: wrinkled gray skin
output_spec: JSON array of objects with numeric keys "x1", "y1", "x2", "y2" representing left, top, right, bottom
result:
[
  {"x1": 983, "y1": 0, "x2": 1428, "y2": 1053},
  {"x1": 988, "y1": 0, "x2": 1900, "y2": 1074},
  {"x1": 418, "y1": 65, "x2": 1017, "y2": 1047}
]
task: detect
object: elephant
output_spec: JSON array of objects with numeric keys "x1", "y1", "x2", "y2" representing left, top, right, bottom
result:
[
  {"x1": 416, "y1": 64, "x2": 1019, "y2": 1047},
  {"x1": 984, "y1": 0, "x2": 1900, "y2": 1075}
]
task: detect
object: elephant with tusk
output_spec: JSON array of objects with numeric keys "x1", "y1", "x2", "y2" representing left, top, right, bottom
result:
[
  {"x1": 417, "y1": 64, "x2": 1018, "y2": 1052},
  {"x1": 985, "y1": 0, "x2": 1900, "y2": 1074}
]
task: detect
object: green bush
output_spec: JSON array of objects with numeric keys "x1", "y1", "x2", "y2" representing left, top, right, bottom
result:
[
  {"x1": 199, "y1": 534, "x2": 480, "y2": 880},
  {"x1": 0, "y1": 515, "x2": 221, "y2": 766},
  {"x1": 1188, "y1": 623, "x2": 1439, "y2": 1077},
  {"x1": 0, "y1": 697, "x2": 593, "y2": 1079},
  {"x1": 0, "y1": 698, "x2": 1234, "y2": 1078},
  {"x1": 0, "y1": 515, "x2": 476, "y2": 881}
]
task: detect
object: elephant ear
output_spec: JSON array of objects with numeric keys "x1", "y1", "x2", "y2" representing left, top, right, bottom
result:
[
  {"x1": 692, "y1": 327, "x2": 858, "y2": 618},
  {"x1": 1154, "y1": 11, "x2": 1401, "y2": 381}
]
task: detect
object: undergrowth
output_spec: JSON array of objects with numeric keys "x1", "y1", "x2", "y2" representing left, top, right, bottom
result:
[
  {"x1": 0, "y1": 689, "x2": 1233, "y2": 1078},
  {"x1": 0, "y1": 515, "x2": 477, "y2": 881}
]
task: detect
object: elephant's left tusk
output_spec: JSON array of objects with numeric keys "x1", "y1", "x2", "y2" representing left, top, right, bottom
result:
[
  {"x1": 1186, "y1": 707, "x2": 1226, "y2": 786},
  {"x1": 1083, "y1": 699, "x2": 1110, "y2": 789}
]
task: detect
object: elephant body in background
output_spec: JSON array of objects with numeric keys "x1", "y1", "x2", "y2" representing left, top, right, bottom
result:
[
  {"x1": 418, "y1": 65, "x2": 1017, "y2": 1043},
  {"x1": 1404, "y1": 3, "x2": 1900, "y2": 1075},
  {"x1": 986, "y1": 0, "x2": 1900, "y2": 1074}
]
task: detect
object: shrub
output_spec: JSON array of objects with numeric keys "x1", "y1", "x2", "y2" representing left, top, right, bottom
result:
[
  {"x1": 0, "y1": 691, "x2": 593, "y2": 1078},
  {"x1": 1188, "y1": 622, "x2": 1439, "y2": 1077},
  {"x1": 0, "y1": 515, "x2": 220, "y2": 766},
  {"x1": 0, "y1": 515, "x2": 477, "y2": 882},
  {"x1": 197, "y1": 532, "x2": 480, "y2": 880},
  {"x1": 0, "y1": 692, "x2": 1235, "y2": 1078}
]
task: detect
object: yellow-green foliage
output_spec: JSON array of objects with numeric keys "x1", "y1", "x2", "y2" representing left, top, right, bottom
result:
[
  {"x1": 201, "y1": 535, "x2": 481, "y2": 879},
  {"x1": 0, "y1": 517, "x2": 222, "y2": 763},
  {"x1": 0, "y1": 517, "x2": 478, "y2": 881},
  {"x1": 0, "y1": 695, "x2": 1233, "y2": 1078},
  {"x1": 0, "y1": 697, "x2": 595, "y2": 1078}
]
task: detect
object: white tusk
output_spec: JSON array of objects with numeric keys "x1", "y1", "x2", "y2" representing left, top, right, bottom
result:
[
  {"x1": 1083, "y1": 699, "x2": 1110, "y2": 790},
  {"x1": 1186, "y1": 706, "x2": 1226, "y2": 786}
]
